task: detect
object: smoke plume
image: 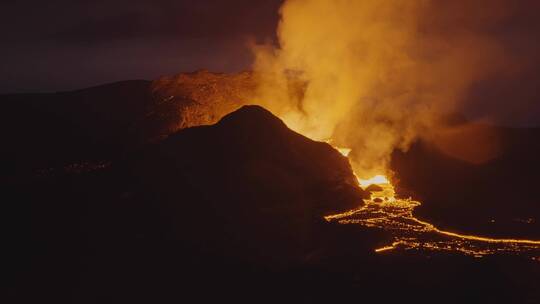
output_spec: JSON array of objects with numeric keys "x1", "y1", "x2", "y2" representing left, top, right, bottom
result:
[{"x1": 250, "y1": 0, "x2": 522, "y2": 178}]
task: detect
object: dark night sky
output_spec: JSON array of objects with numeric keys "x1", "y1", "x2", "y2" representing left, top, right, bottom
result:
[
  {"x1": 0, "y1": 0, "x2": 282, "y2": 93},
  {"x1": 0, "y1": 0, "x2": 539, "y2": 125}
]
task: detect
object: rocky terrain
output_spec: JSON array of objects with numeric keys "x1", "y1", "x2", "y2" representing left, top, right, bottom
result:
[
  {"x1": 6, "y1": 105, "x2": 377, "y2": 303},
  {"x1": 3, "y1": 73, "x2": 540, "y2": 303},
  {"x1": 149, "y1": 70, "x2": 257, "y2": 135},
  {"x1": 2, "y1": 70, "x2": 538, "y2": 239},
  {"x1": 1, "y1": 71, "x2": 257, "y2": 179},
  {"x1": 392, "y1": 127, "x2": 540, "y2": 239}
]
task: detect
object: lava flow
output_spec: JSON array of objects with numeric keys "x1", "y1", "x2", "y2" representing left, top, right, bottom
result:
[{"x1": 326, "y1": 148, "x2": 540, "y2": 258}]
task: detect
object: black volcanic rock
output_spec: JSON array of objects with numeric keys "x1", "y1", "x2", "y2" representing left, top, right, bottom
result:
[
  {"x1": 123, "y1": 105, "x2": 366, "y2": 264},
  {"x1": 7, "y1": 105, "x2": 371, "y2": 302},
  {"x1": 1, "y1": 71, "x2": 313, "y2": 182}
]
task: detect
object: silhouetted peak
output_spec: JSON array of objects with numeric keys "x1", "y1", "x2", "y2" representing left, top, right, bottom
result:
[{"x1": 217, "y1": 105, "x2": 287, "y2": 131}]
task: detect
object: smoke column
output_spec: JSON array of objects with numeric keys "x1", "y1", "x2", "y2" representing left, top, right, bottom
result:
[{"x1": 251, "y1": 0, "x2": 517, "y2": 178}]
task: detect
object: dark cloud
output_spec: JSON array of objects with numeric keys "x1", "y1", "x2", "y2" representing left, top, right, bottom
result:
[
  {"x1": 50, "y1": 0, "x2": 282, "y2": 45},
  {"x1": 0, "y1": 0, "x2": 282, "y2": 92}
]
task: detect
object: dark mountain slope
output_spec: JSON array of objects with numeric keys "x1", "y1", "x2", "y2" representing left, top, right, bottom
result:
[
  {"x1": 1, "y1": 80, "x2": 153, "y2": 176},
  {"x1": 392, "y1": 127, "x2": 540, "y2": 238},
  {"x1": 121, "y1": 105, "x2": 366, "y2": 263},
  {"x1": 1, "y1": 71, "x2": 256, "y2": 180},
  {"x1": 8, "y1": 105, "x2": 373, "y2": 303}
]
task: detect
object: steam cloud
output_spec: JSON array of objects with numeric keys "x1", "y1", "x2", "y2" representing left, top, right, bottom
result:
[{"x1": 250, "y1": 0, "x2": 526, "y2": 178}]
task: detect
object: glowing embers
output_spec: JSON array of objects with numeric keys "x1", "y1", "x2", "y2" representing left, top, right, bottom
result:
[
  {"x1": 325, "y1": 177, "x2": 540, "y2": 258},
  {"x1": 374, "y1": 242, "x2": 401, "y2": 253}
]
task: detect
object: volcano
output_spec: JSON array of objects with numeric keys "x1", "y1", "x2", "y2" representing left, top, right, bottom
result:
[
  {"x1": 6, "y1": 102, "x2": 376, "y2": 303},
  {"x1": 120, "y1": 105, "x2": 367, "y2": 263},
  {"x1": 4, "y1": 73, "x2": 540, "y2": 304}
]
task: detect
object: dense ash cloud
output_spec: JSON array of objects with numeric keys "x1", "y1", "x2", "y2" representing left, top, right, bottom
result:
[{"x1": 251, "y1": 0, "x2": 540, "y2": 177}]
